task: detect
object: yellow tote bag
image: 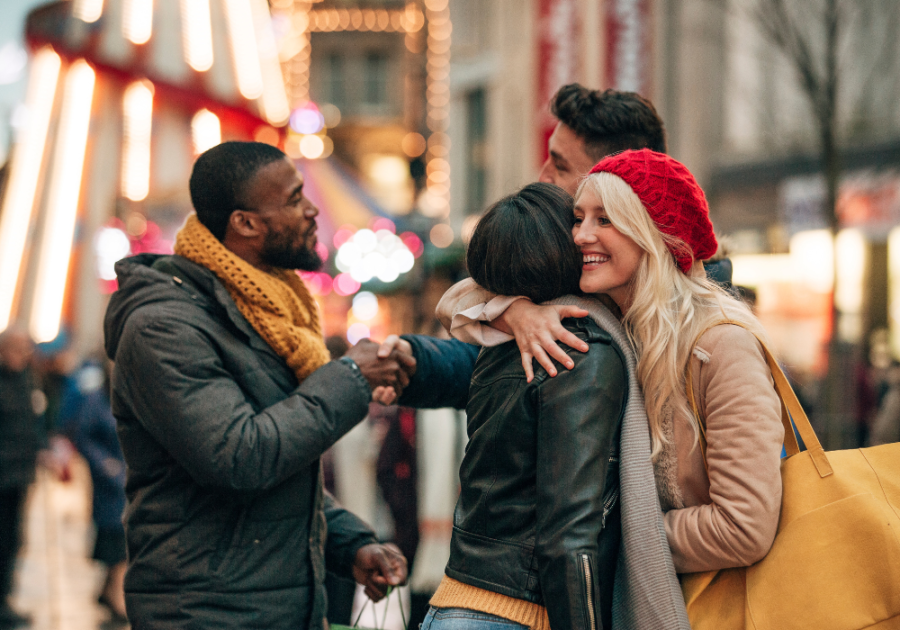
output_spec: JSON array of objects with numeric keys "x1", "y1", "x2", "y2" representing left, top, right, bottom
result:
[{"x1": 681, "y1": 322, "x2": 900, "y2": 630}]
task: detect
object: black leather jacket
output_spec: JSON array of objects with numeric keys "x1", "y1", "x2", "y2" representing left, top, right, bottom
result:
[{"x1": 446, "y1": 317, "x2": 627, "y2": 630}]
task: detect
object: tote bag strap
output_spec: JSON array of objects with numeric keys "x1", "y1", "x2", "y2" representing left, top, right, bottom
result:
[{"x1": 685, "y1": 320, "x2": 833, "y2": 478}]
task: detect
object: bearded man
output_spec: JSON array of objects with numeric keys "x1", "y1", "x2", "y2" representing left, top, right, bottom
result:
[{"x1": 104, "y1": 142, "x2": 408, "y2": 629}]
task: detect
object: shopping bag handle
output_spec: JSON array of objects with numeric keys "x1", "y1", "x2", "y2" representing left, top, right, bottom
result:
[
  {"x1": 350, "y1": 586, "x2": 408, "y2": 630},
  {"x1": 685, "y1": 320, "x2": 833, "y2": 478}
]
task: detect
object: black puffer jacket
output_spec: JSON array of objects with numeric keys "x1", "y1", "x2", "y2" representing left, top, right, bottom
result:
[
  {"x1": 446, "y1": 317, "x2": 626, "y2": 630},
  {"x1": 104, "y1": 254, "x2": 378, "y2": 630}
]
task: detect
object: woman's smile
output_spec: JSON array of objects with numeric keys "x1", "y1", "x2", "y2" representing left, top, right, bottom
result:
[
  {"x1": 573, "y1": 186, "x2": 643, "y2": 309},
  {"x1": 582, "y1": 251, "x2": 610, "y2": 268}
]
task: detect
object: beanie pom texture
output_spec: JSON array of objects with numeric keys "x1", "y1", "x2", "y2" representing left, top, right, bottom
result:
[{"x1": 588, "y1": 149, "x2": 717, "y2": 273}]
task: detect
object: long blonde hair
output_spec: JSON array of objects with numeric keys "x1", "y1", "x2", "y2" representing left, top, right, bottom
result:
[{"x1": 577, "y1": 172, "x2": 770, "y2": 458}]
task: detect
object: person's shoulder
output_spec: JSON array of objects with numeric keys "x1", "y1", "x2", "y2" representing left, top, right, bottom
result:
[{"x1": 695, "y1": 322, "x2": 765, "y2": 365}]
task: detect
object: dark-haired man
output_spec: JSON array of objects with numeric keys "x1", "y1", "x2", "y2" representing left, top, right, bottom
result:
[
  {"x1": 104, "y1": 142, "x2": 409, "y2": 629},
  {"x1": 539, "y1": 84, "x2": 666, "y2": 195},
  {"x1": 390, "y1": 84, "x2": 674, "y2": 409}
]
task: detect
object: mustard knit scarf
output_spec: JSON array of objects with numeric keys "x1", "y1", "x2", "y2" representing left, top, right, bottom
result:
[{"x1": 174, "y1": 214, "x2": 330, "y2": 382}]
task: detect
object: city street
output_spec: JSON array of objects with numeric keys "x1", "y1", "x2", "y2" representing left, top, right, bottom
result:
[{"x1": 10, "y1": 461, "x2": 124, "y2": 630}]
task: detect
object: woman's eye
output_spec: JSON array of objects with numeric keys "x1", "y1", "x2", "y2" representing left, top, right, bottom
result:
[{"x1": 599, "y1": 217, "x2": 611, "y2": 226}]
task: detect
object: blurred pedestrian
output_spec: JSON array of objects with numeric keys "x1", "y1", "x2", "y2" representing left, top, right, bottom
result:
[
  {"x1": 0, "y1": 326, "x2": 45, "y2": 629},
  {"x1": 59, "y1": 360, "x2": 128, "y2": 623},
  {"x1": 104, "y1": 142, "x2": 410, "y2": 629},
  {"x1": 870, "y1": 363, "x2": 900, "y2": 446}
]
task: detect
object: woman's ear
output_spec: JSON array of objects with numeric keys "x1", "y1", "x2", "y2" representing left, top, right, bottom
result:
[{"x1": 227, "y1": 209, "x2": 265, "y2": 239}]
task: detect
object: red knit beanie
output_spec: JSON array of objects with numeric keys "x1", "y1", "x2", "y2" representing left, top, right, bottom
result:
[{"x1": 588, "y1": 149, "x2": 717, "y2": 274}]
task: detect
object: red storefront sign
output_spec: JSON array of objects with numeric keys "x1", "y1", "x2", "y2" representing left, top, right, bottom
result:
[
  {"x1": 605, "y1": 0, "x2": 652, "y2": 95},
  {"x1": 535, "y1": 0, "x2": 580, "y2": 165}
]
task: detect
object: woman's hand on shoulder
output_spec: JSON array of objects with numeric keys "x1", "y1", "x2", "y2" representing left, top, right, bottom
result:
[{"x1": 495, "y1": 300, "x2": 590, "y2": 382}]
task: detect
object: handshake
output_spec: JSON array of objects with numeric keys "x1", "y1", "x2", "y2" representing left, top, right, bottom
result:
[{"x1": 342, "y1": 335, "x2": 416, "y2": 406}]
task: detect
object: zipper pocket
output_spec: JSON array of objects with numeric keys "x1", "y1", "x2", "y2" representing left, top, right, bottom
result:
[{"x1": 581, "y1": 553, "x2": 597, "y2": 630}]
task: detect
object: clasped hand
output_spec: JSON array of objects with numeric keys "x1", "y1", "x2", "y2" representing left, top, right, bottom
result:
[{"x1": 344, "y1": 338, "x2": 416, "y2": 405}]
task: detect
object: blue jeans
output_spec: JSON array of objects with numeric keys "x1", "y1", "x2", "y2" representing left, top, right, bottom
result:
[{"x1": 421, "y1": 607, "x2": 529, "y2": 630}]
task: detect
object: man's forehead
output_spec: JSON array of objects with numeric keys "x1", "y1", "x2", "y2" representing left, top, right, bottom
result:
[{"x1": 252, "y1": 158, "x2": 303, "y2": 192}]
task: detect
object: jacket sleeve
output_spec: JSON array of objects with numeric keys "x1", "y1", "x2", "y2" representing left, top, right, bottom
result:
[
  {"x1": 323, "y1": 491, "x2": 379, "y2": 579},
  {"x1": 435, "y1": 278, "x2": 526, "y2": 346},
  {"x1": 116, "y1": 307, "x2": 372, "y2": 492},
  {"x1": 534, "y1": 341, "x2": 626, "y2": 630},
  {"x1": 664, "y1": 325, "x2": 784, "y2": 573},
  {"x1": 397, "y1": 335, "x2": 476, "y2": 410}
]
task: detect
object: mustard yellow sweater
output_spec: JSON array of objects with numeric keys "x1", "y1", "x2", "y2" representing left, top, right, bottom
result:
[{"x1": 430, "y1": 576, "x2": 550, "y2": 630}]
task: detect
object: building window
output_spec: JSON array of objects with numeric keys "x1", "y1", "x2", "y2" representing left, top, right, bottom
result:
[
  {"x1": 466, "y1": 88, "x2": 488, "y2": 213},
  {"x1": 363, "y1": 52, "x2": 388, "y2": 106},
  {"x1": 326, "y1": 53, "x2": 345, "y2": 109}
]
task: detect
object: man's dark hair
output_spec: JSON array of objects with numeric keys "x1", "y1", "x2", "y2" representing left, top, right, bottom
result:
[
  {"x1": 551, "y1": 84, "x2": 667, "y2": 160},
  {"x1": 189, "y1": 141, "x2": 287, "y2": 240},
  {"x1": 467, "y1": 183, "x2": 581, "y2": 304}
]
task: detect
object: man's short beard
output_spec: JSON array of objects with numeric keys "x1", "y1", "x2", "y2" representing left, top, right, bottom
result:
[{"x1": 261, "y1": 231, "x2": 323, "y2": 271}]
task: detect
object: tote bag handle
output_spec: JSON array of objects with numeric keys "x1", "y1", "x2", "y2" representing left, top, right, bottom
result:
[{"x1": 685, "y1": 320, "x2": 833, "y2": 478}]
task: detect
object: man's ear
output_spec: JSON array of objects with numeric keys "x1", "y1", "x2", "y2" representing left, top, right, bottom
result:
[{"x1": 227, "y1": 209, "x2": 265, "y2": 239}]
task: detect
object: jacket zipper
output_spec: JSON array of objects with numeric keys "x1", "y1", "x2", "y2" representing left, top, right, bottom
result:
[{"x1": 581, "y1": 553, "x2": 597, "y2": 630}]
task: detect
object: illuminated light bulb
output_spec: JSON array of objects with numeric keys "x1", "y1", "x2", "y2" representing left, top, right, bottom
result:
[
  {"x1": 299, "y1": 135, "x2": 325, "y2": 159},
  {"x1": 95, "y1": 226, "x2": 132, "y2": 281},
  {"x1": 402, "y1": 132, "x2": 426, "y2": 157},
  {"x1": 320, "y1": 136, "x2": 334, "y2": 159},
  {"x1": 315, "y1": 241, "x2": 329, "y2": 263},
  {"x1": 191, "y1": 109, "x2": 220, "y2": 154},
  {"x1": 0, "y1": 48, "x2": 60, "y2": 331},
  {"x1": 181, "y1": 0, "x2": 214, "y2": 71},
  {"x1": 248, "y1": 0, "x2": 290, "y2": 125},
  {"x1": 290, "y1": 107, "x2": 325, "y2": 134},
  {"x1": 400, "y1": 232, "x2": 424, "y2": 258},
  {"x1": 224, "y1": 0, "x2": 264, "y2": 100},
  {"x1": 123, "y1": 0, "x2": 153, "y2": 44},
  {"x1": 368, "y1": 156, "x2": 409, "y2": 186},
  {"x1": 390, "y1": 248, "x2": 415, "y2": 273},
  {"x1": 121, "y1": 80, "x2": 154, "y2": 202},
  {"x1": 73, "y1": 0, "x2": 104, "y2": 23},
  {"x1": 254, "y1": 126, "x2": 280, "y2": 146},
  {"x1": 371, "y1": 217, "x2": 396, "y2": 234},
  {"x1": 284, "y1": 134, "x2": 302, "y2": 159},
  {"x1": 321, "y1": 103, "x2": 341, "y2": 127},
  {"x1": 354, "y1": 229, "x2": 377, "y2": 253},
  {"x1": 334, "y1": 273, "x2": 361, "y2": 296},
  {"x1": 30, "y1": 59, "x2": 96, "y2": 343},
  {"x1": 333, "y1": 226, "x2": 355, "y2": 248},
  {"x1": 352, "y1": 291, "x2": 379, "y2": 321},
  {"x1": 430, "y1": 224, "x2": 454, "y2": 248},
  {"x1": 364, "y1": 11, "x2": 377, "y2": 29},
  {"x1": 346, "y1": 323, "x2": 370, "y2": 344}
]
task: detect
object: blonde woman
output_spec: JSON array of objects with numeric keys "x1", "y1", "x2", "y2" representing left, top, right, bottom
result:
[{"x1": 439, "y1": 149, "x2": 784, "y2": 623}]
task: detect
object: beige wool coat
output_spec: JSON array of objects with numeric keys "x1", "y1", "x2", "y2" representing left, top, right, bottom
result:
[{"x1": 436, "y1": 279, "x2": 785, "y2": 574}]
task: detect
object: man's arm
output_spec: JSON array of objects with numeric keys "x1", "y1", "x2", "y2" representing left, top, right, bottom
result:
[
  {"x1": 323, "y1": 491, "x2": 379, "y2": 578},
  {"x1": 395, "y1": 335, "x2": 477, "y2": 410},
  {"x1": 116, "y1": 307, "x2": 373, "y2": 491},
  {"x1": 323, "y1": 493, "x2": 408, "y2": 600}
]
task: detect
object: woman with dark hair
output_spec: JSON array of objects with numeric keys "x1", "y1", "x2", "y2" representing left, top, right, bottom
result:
[{"x1": 421, "y1": 183, "x2": 628, "y2": 630}]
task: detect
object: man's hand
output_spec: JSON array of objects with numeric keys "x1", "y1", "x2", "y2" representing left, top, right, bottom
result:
[
  {"x1": 369, "y1": 336, "x2": 417, "y2": 405},
  {"x1": 352, "y1": 543, "x2": 407, "y2": 601},
  {"x1": 497, "y1": 300, "x2": 590, "y2": 382},
  {"x1": 345, "y1": 339, "x2": 415, "y2": 394}
]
